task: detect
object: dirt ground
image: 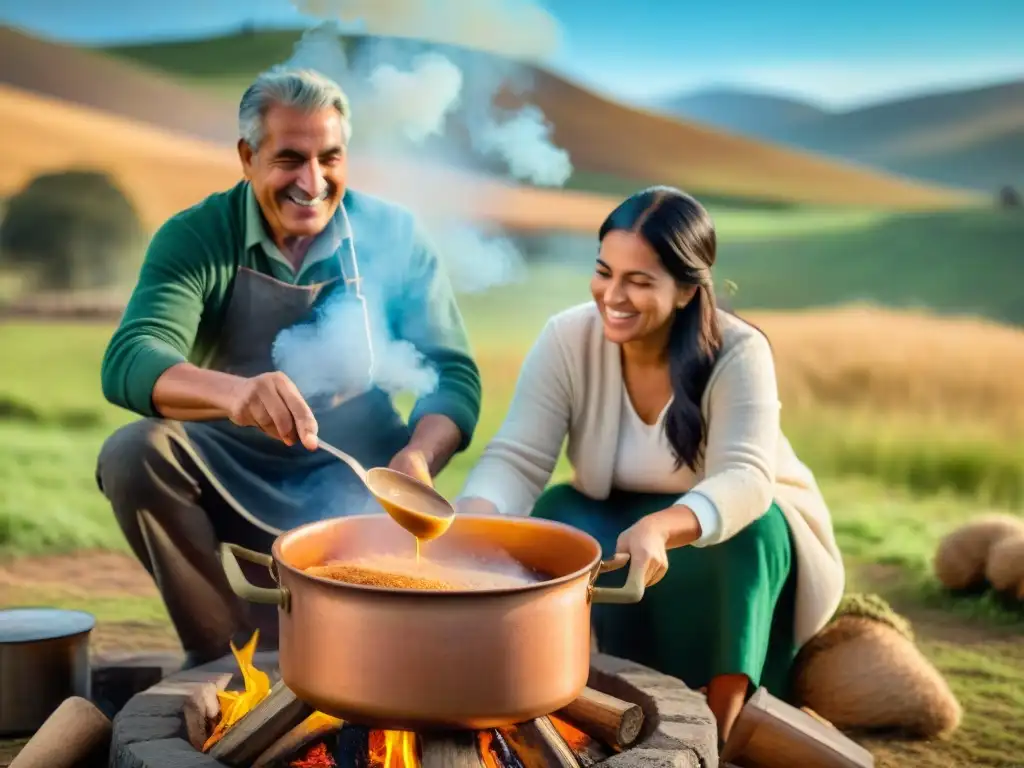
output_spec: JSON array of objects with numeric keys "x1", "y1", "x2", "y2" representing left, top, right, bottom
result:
[
  {"x1": 0, "y1": 551, "x2": 1019, "y2": 767},
  {"x1": 0, "y1": 550, "x2": 181, "y2": 655}
]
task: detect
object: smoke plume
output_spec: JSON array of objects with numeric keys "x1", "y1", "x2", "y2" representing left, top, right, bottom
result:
[{"x1": 272, "y1": 0, "x2": 572, "y2": 403}]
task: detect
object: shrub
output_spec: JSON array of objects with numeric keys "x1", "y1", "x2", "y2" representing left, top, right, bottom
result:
[{"x1": 0, "y1": 170, "x2": 145, "y2": 291}]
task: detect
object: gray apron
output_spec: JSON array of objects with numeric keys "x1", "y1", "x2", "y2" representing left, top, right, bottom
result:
[{"x1": 181, "y1": 263, "x2": 411, "y2": 537}]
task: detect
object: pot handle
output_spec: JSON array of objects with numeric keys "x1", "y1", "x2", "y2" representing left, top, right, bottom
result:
[
  {"x1": 220, "y1": 543, "x2": 291, "y2": 611},
  {"x1": 590, "y1": 553, "x2": 646, "y2": 605}
]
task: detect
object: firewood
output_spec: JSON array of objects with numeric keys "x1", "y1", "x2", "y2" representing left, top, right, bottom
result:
[
  {"x1": 182, "y1": 680, "x2": 229, "y2": 750},
  {"x1": 556, "y1": 686, "x2": 644, "y2": 750},
  {"x1": 207, "y1": 679, "x2": 314, "y2": 767},
  {"x1": 252, "y1": 712, "x2": 344, "y2": 768},
  {"x1": 9, "y1": 696, "x2": 111, "y2": 768},
  {"x1": 420, "y1": 730, "x2": 486, "y2": 768},
  {"x1": 721, "y1": 687, "x2": 875, "y2": 768},
  {"x1": 499, "y1": 717, "x2": 580, "y2": 768},
  {"x1": 548, "y1": 715, "x2": 613, "y2": 767}
]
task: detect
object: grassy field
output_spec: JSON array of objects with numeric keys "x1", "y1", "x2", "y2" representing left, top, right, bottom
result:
[
  {"x1": 2, "y1": 264, "x2": 1023, "y2": 765},
  {"x1": 717, "y1": 208, "x2": 1024, "y2": 327},
  {"x1": 3, "y1": 267, "x2": 1024, "y2": 765}
]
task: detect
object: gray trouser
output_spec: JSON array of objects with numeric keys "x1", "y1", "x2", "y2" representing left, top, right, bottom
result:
[{"x1": 96, "y1": 419, "x2": 280, "y2": 663}]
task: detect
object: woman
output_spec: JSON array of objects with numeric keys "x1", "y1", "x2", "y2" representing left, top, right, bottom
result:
[{"x1": 457, "y1": 186, "x2": 845, "y2": 743}]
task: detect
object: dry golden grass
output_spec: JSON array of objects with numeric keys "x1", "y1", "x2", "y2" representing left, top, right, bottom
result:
[
  {"x1": 0, "y1": 84, "x2": 241, "y2": 232},
  {"x1": 747, "y1": 306, "x2": 1024, "y2": 434},
  {"x1": 461, "y1": 301, "x2": 1024, "y2": 505}
]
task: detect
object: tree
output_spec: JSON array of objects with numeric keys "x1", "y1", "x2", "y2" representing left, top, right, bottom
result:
[
  {"x1": 0, "y1": 170, "x2": 145, "y2": 292},
  {"x1": 998, "y1": 185, "x2": 1021, "y2": 209}
]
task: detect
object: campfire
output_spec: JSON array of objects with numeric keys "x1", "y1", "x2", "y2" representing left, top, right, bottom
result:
[{"x1": 197, "y1": 631, "x2": 645, "y2": 768}]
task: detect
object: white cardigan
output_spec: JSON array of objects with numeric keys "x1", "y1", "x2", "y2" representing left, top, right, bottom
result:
[{"x1": 458, "y1": 302, "x2": 845, "y2": 646}]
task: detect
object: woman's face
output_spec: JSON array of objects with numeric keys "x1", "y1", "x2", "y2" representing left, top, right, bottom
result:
[{"x1": 590, "y1": 230, "x2": 695, "y2": 345}]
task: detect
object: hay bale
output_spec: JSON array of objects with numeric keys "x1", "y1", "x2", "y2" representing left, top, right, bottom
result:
[
  {"x1": 984, "y1": 532, "x2": 1024, "y2": 595},
  {"x1": 793, "y1": 615, "x2": 962, "y2": 739},
  {"x1": 833, "y1": 592, "x2": 914, "y2": 642},
  {"x1": 932, "y1": 514, "x2": 1024, "y2": 590}
]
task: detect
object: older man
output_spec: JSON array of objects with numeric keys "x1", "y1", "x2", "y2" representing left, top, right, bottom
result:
[{"x1": 96, "y1": 68, "x2": 481, "y2": 666}]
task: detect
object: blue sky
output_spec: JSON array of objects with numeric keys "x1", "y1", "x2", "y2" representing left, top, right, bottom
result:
[{"x1": 2, "y1": 0, "x2": 1022, "y2": 108}]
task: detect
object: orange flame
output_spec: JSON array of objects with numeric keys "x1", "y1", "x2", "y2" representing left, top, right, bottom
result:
[
  {"x1": 204, "y1": 631, "x2": 422, "y2": 768},
  {"x1": 203, "y1": 630, "x2": 272, "y2": 751},
  {"x1": 549, "y1": 715, "x2": 596, "y2": 753},
  {"x1": 369, "y1": 729, "x2": 420, "y2": 768},
  {"x1": 477, "y1": 731, "x2": 502, "y2": 768}
]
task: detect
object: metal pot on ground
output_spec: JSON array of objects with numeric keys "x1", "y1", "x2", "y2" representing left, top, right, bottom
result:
[
  {"x1": 220, "y1": 513, "x2": 645, "y2": 731},
  {"x1": 0, "y1": 607, "x2": 95, "y2": 735}
]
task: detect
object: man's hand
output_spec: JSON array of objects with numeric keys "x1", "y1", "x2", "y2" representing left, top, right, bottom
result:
[{"x1": 227, "y1": 371, "x2": 319, "y2": 450}]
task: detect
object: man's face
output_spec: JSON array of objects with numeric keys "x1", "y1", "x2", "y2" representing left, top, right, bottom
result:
[{"x1": 238, "y1": 103, "x2": 347, "y2": 242}]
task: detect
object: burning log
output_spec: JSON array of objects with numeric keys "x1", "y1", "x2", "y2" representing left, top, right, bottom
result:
[
  {"x1": 478, "y1": 730, "x2": 523, "y2": 768},
  {"x1": 420, "y1": 731, "x2": 486, "y2": 768},
  {"x1": 548, "y1": 716, "x2": 612, "y2": 767},
  {"x1": 207, "y1": 679, "x2": 314, "y2": 767},
  {"x1": 291, "y1": 742, "x2": 337, "y2": 768},
  {"x1": 252, "y1": 712, "x2": 345, "y2": 768},
  {"x1": 183, "y1": 678, "x2": 232, "y2": 750},
  {"x1": 555, "y1": 687, "x2": 644, "y2": 750},
  {"x1": 498, "y1": 717, "x2": 580, "y2": 768},
  {"x1": 333, "y1": 725, "x2": 372, "y2": 768}
]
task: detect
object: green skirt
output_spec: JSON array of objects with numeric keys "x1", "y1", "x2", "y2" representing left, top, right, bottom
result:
[{"x1": 533, "y1": 484, "x2": 800, "y2": 700}]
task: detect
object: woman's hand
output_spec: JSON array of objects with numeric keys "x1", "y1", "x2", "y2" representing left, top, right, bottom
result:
[
  {"x1": 615, "y1": 516, "x2": 671, "y2": 587},
  {"x1": 614, "y1": 504, "x2": 704, "y2": 587}
]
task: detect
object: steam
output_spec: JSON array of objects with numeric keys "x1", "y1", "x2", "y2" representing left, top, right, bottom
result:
[
  {"x1": 272, "y1": 293, "x2": 440, "y2": 401},
  {"x1": 432, "y1": 227, "x2": 527, "y2": 294},
  {"x1": 272, "y1": 0, "x2": 571, "y2": 408},
  {"x1": 473, "y1": 105, "x2": 572, "y2": 186}
]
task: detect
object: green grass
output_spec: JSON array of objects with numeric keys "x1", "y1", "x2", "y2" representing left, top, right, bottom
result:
[
  {"x1": 103, "y1": 28, "x2": 308, "y2": 82},
  {"x1": 717, "y1": 208, "x2": 1024, "y2": 326}
]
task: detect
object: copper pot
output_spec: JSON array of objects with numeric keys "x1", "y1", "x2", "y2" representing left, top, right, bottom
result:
[{"x1": 220, "y1": 513, "x2": 644, "y2": 731}]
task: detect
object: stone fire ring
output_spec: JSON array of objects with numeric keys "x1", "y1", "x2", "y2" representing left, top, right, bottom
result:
[{"x1": 110, "y1": 651, "x2": 718, "y2": 768}]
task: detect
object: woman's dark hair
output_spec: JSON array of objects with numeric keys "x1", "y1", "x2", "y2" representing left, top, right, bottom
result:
[{"x1": 598, "y1": 186, "x2": 723, "y2": 471}]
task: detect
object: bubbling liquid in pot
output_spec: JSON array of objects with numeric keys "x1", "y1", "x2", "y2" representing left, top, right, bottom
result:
[{"x1": 306, "y1": 553, "x2": 536, "y2": 590}]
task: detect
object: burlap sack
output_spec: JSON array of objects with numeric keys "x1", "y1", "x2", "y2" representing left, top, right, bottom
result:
[
  {"x1": 792, "y1": 596, "x2": 961, "y2": 740},
  {"x1": 932, "y1": 514, "x2": 1024, "y2": 590},
  {"x1": 984, "y1": 531, "x2": 1024, "y2": 597}
]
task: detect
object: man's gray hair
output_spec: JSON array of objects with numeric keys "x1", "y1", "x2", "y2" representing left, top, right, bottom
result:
[{"x1": 238, "y1": 68, "x2": 353, "y2": 151}]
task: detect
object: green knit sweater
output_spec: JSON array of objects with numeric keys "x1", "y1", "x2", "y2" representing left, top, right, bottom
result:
[{"x1": 101, "y1": 181, "x2": 482, "y2": 450}]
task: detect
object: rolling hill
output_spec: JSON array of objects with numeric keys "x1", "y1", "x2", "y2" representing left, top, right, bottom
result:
[
  {"x1": 0, "y1": 27, "x2": 1019, "y2": 329},
  {"x1": 653, "y1": 86, "x2": 828, "y2": 138},
  {"x1": 660, "y1": 80, "x2": 1024, "y2": 193},
  {"x1": 0, "y1": 82, "x2": 623, "y2": 236},
  {"x1": 89, "y1": 27, "x2": 982, "y2": 209}
]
